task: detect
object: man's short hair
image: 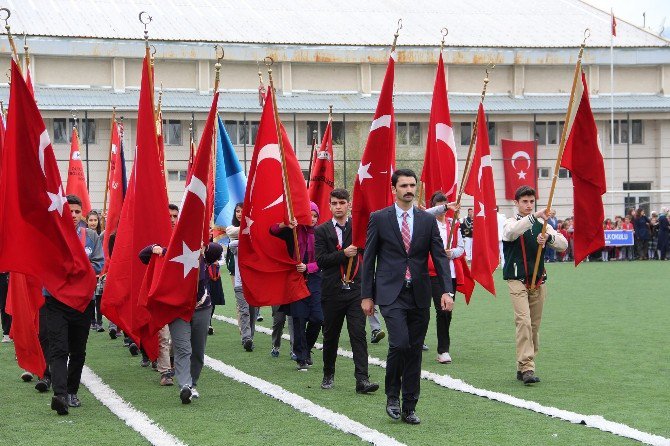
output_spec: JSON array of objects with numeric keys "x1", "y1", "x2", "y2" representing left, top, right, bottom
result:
[
  {"x1": 514, "y1": 186, "x2": 536, "y2": 201},
  {"x1": 66, "y1": 194, "x2": 82, "y2": 207},
  {"x1": 391, "y1": 169, "x2": 417, "y2": 187},
  {"x1": 168, "y1": 204, "x2": 179, "y2": 212},
  {"x1": 330, "y1": 188, "x2": 350, "y2": 201},
  {"x1": 429, "y1": 191, "x2": 447, "y2": 207}
]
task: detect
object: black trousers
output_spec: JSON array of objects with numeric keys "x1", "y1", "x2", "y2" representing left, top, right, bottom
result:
[
  {"x1": 45, "y1": 297, "x2": 93, "y2": 397},
  {"x1": 292, "y1": 316, "x2": 322, "y2": 362},
  {"x1": 0, "y1": 272, "x2": 11, "y2": 336},
  {"x1": 380, "y1": 288, "x2": 430, "y2": 412},
  {"x1": 39, "y1": 305, "x2": 51, "y2": 379},
  {"x1": 321, "y1": 290, "x2": 368, "y2": 381},
  {"x1": 430, "y1": 277, "x2": 457, "y2": 354}
]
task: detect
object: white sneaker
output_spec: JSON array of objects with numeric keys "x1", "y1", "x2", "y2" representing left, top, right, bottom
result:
[
  {"x1": 437, "y1": 352, "x2": 452, "y2": 364},
  {"x1": 1, "y1": 335, "x2": 11, "y2": 343},
  {"x1": 191, "y1": 387, "x2": 200, "y2": 399}
]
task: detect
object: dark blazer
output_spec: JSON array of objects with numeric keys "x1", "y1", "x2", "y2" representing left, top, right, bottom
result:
[
  {"x1": 361, "y1": 205, "x2": 452, "y2": 308},
  {"x1": 315, "y1": 218, "x2": 360, "y2": 300}
]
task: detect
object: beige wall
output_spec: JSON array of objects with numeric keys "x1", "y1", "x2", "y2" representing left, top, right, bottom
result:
[
  {"x1": 36, "y1": 57, "x2": 112, "y2": 87},
  {"x1": 292, "y1": 63, "x2": 358, "y2": 92},
  {"x1": 599, "y1": 66, "x2": 660, "y2": 94}
]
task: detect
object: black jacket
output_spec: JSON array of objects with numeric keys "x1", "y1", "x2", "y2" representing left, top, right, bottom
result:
[{"x1": 315, "y1": 218, "x2": 360, "y2": 300}]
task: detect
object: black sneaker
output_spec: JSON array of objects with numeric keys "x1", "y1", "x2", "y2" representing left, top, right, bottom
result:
[
  {"x1": 321, "y1": 374, "x2": 334, "y2": 389},
  {"x1": 109, "y1": 328, "x2": 118, "y2": 339},
  {"x1": 35, "y1": 377, "x2": 51, "y2": 393},
  {"x1": 370, "y1": 329, "x2": 386, "y2": 344},
  {"x1": 243, "y1": 339, "x2": 254, "y2": 352},
  {"x1": 96, "y1": 325, "x2": 105, "y2": 333},
  {"x1": 180, "y1": 385, "x2": 193, "y2": 404},
  {"x1": 67, "y1": 393, "x2": 81, "y2": 407},
  {"x1": 151, "y1": 361, "x2": 158, "y2": 370},
  {"x1": 128, "y1": 343, "x2": 139, "y2": 356},
  {"x1": 296, "y1": 361, "x2": 309, "y2": 371},
  {"x1": 51, "y1": 395, "x2": 69, "y2": 415},
  {"x1": 20, "y1": 371, "x2": 33, "y2": 382},
  {"x1": 522, "y1": 370, "x2": 541, "y2": 385},
  {"x1": 516, "y1": 371, "x2": 523, "y2": 381},
  {"x1": 208, "y1": 326, "x2": 214, "y2": 335},
  {"x1": 306, "y1": 355, "x2": 313, "y2": 366},
  {"x1": 140, "y1": 359, "x2": 151, "y2": 367},
  {"x1": 355, "y1": 378, "x2": 379, "y2": 394}
]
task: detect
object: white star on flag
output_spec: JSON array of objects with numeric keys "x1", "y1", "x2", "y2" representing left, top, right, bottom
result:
[
  {"x1": 170, "y1": 241, "x2": 201, "y2": 278},
  {"x1": 517, "y1": 170, "x2": 527, "y2": 179},
  {"x1": 357, "y1": 162, "x2": 373, "y2": 184},
  {"x1": 47, "y1": 185, "x2": 67, "y2": 216},
  {"x1": 242, "y1": 216, "x2": 254, "y2": 235}
]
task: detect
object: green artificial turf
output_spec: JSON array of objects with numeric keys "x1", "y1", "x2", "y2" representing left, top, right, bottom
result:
[{"x1": 0, "y1": 260, "x2": 667, "y2": 445}]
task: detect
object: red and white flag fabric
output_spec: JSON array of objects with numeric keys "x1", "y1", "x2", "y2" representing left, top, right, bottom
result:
[
  {"x1": 66, "y1": 127, "x2": 92, "y2": 216},
  {"x1": 147, "y1": 92, "x2": 219, "y2": 332},
  {"x1": 102, "y1": 119, "x2": 124, "y2": 272},
  {"x1": 611, "y1": 10, "x2": 617, "y2": 37},
  {"x1": 238, "y1": 87, "x2": 311, "y2": 307},
  {"x1": 464, "y1": 104, "x2": 499, "y2": 296},
  {"x1": 560, "y1": 72, "x2": 606, "y2": 265},
  {"x1": 501, "y1": 139, "x2": 537, "y2": 200},
  {"x1": 6, "y1": 273, "x2": 45, "y2": 376},
  {"x1": 0, "y1": 59, "x2": 96, "y2": 311},
  {"x1": 421, "y1": 52, "x2": 457, "y2": 205},
  {"x1": 351, "y1": 52, "x2": 396, "y2": 247},
  {"x1": 308, "y1": 118, "x2": 335, "y2": 225},
  {"x1": 102, "y1": 55, "x2": 172, "y2": 346}
]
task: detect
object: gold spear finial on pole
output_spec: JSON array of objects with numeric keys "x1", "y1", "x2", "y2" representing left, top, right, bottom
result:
[
  {"x1": 23, "y1": 33, "x2": 31, "y2": 71},
  {"x1": 1, "y1": 8, "x2": 22, "y2": 75},
  {"x1": 440, "y1": 27, "x2": 449, "y2": 52},
  {"x1": 391, "y1": 18, "x2": 402, "y2": 53},
  {"x1": 139, "y1": 11, "x2": 152, "y2": 50},
  {"x1": 529, "y1": 30, "x2": 590, "y2": 289},
  {"x1": 446, "y1": 62, "x2": 495, "y2": 247},
  {"x1": 214, "y1": 44, "x2": 224, "y2": 92},
  {"x1": 257, "y1": 60, "x2": 266, "y2": 107},
  {"x1": 1, "y1": 100, "x2": 6, "y2": 119}
]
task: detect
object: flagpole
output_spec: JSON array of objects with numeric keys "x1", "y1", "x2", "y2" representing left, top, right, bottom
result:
[
  {"x1": 266, "y1": 57, "x2": 300, "y2": 262},
  {"x1": 530, "y1": 30, "x2": 590, "y2": 289},
  {"x1": 102, "y1": 107, "x2": 117, "y2": 230},
  {"x1": 610, "y1": 9, "x2": 615, "y2": 219},
  {"x1": 139, "y1": 12, "x2": 156, "y2": 121},
  {"x1": 306, "y1": 128, "x2": 318, "y2": 189},
  {"x1": 446, "y1": 64, "x2": 494, "y2": 248},
  {"x1": 23, "y1": 34, "x2": 30, "y2": 75},
  {"x1": 211, "y1": 46, "x2": 224, "y2": 234},
  {"x1": 0, "y1": 9, "x2": 22, "y2": 75}
]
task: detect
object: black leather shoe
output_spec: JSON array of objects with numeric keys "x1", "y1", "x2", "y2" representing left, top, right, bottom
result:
[
  {"x1": 401, "y1": 410, "x2": 421, "y2": 425},
  {"x1": 516, "y1": 371, "x2": 523, "y2": 381},
  {"x1": 321, "y1": 374, "x2": 334, "y2": 389},
  {"x1": 35, "y1": 377, "x2": 51, "y2": 393},
  {"x1": 51, "y1": 395, "x2": 69, "y2": 415},
  {"x1": 386, "y1": 397, "x2": 401, "y2": 420},
  {"x1": 128, "y1": 343, "x2": 139, "y2": 356},
  {"x1": 68, "y1": 394, "x2": 81, "y2": 407},
  {"x1": 522, "y1": 370, "x2": 541, "y2": 385},
  {"x1": 356, "y1": 378, "x2": 379, "y2": 394}
]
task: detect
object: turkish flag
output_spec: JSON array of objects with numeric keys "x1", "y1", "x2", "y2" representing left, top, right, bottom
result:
[
  {"x1": 102, "y1": 119, "x2": 125, "y2": 272},
  {"x1": 308, "y1": 118, "x2": 335, "y2": 224},
  {"x1": 238, "y1": 87, "x2": 311, "y2": 307},
  {"x1": 26, "y1": 66, "x2": 34, "y2": 97},
  {"x1": 147, "y1": 92, "x2": 219, "y2": 333},
  {"x1": 450, "y1": 222, "x2": 476, "y2": 304},
  {"x1": 501, "y1": 139, "x2": 537, "y2": 200},
  {"x1": 421, "y1": 53, "x2": 458, "y2": 204},
  {"x1": 102, "y1": 56, "x2": 172, "y2": 345},
  {"x1": 0, "y1": 60, "x2": 96, "y2": 311},
  {"x1": 6, "y1": 273, "x2": 46, "y2": 376},
  {"x1": 561, "y1": 72, "x2": 606, "y2": 265},
  {"x1": 351, "y1": 53, "x2": 396, "y2": 247},
  {"x1": 65, "y1": 127, "x2": 92, "y2": 215},
  {"x1": 464, "y1": 104, "x2": 499, "y2": 296}
]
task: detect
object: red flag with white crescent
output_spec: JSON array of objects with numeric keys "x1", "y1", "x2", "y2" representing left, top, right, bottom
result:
[
  {"x1": 65, "y1": 127, "x2": 92, "y2": 216},
  {"x1": 308, "y1": 118, "x2": 335, "y2": 225},
  {"x1": 501, "y1": 139, "x2": 537, "y2": 200}
]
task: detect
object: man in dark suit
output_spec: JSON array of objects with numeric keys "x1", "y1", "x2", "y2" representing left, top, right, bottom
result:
[
  {"x1": 361, "y1": 169, "x2": 453, "y2": 425},
  {"x1": 315, "y1": 188, "x2": 379, "y2": 394}
]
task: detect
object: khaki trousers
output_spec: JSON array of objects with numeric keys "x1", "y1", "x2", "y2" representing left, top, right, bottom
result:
[
  {"x1": 157, "y1": 324, "x2": 172, "y2": 374},
  {"x1": 507, "y1": 280, "x2": 546, "y2": 373}
]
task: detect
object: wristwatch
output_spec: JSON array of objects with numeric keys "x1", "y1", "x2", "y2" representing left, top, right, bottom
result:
[{"x1": 447, "y1": 292, "x2": 455, "y2": 298}]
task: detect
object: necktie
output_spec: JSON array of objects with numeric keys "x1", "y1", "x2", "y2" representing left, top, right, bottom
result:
[
  {"x1": 335, "y1": 223, "x2": 345, "y2": 246},
  {"x1": 401, "y1": 212, "x2": 411, "y2": 280}
]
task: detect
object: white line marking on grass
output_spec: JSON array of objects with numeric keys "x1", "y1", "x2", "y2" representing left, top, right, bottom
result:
[
  {"x1": 81, "y1": 366, "x2": 188, "y2": 446},
  {"x1": 204, "y1": 355, "x2": 406, "y2": 446},
  {"x1": 214, "y1": 314, "x2": 670, "y2": 446}
]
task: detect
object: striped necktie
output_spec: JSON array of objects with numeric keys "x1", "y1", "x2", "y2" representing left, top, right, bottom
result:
[{"x1": 401, "y1": 212, "x2": 411, "y2": 280}]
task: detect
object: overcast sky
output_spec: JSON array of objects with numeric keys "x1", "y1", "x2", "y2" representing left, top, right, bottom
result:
[{"x1": 582, "y1": 0, "x2": 669, "y2": 37}]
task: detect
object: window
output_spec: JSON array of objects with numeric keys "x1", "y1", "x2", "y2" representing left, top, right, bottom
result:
[
  {"x1": 224, "y1": 121, "x2": 260, "y2": 145},
  {"x1": 537, "y1": 167, "x2": 550, "y2": 179},
  {"x1": 611, "y1": 119, "x2": 642, "y2": 144},
  {"x1": 535, "y1": 121, "x2": 564, "y2": 146},
  {"x1": 396, "y1": 122, "x2": 420, "y2": 146},
  {"x1": 53, "y1": 118, "x2": 96, "y2": 144},
  {"x1": 305, "y1": 121, "x2": 345, "y2": 146},
  {"x1": 460, "y1": 121, "x2": 496, "y2": 145},
  {"x1": 167, "y1": 170, "x2": 188, "y2": 181},
  {"x1": 558, "y1": 168, "x2": 572, "y2": 179},
  {"x1": 162, "y1": 120, "x2": 182, "y2": 146}
]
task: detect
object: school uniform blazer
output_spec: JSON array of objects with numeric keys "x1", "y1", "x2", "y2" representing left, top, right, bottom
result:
[
  {"x1": 361, "y1": 205, "x2": 452, "y2": 308},
  {"x1": 315, "y1": 218, "x2": 360, "y2": 301}
]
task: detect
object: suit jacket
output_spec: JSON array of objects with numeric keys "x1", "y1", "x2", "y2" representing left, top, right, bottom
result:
[
  {"x1": 361, "y1": 205, "x2": 452, "y2": 308},
  {"x1": 315, "y1": 218, "x2": 360, "y2": 300}
]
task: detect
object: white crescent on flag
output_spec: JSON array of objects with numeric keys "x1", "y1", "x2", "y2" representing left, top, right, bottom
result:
[
  {"x1": 478, "y1": 155, "x2": 492, "y2": 187},
  {"x1": 370, "y1": 115, "x2": 392, "y2": 132},
  {"x1": 185, "y1": 175, "x2": 207, "y2": 205},
  {"x1": 435, "y1": 123, "x2": 456, "y2": 151},
  {"x1": 510, "y1": 151, "x2": 531, "y2": 170},
  {"x1": 249, "y1": 144, "x2": 282, "y2": 201},
  {"x1": 38, "y1": 129, "x2": 51, "y2": 176}
]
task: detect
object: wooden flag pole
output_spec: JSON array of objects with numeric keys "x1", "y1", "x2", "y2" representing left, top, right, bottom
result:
[
  {"x1": 1, "y1": 9, "x2": 22, "y2": 75},
  {"x1": 101, "y1": 107, "x2": 117, "y2": 230},
  {"x1": 446, "y1": 64, "x2": 494, "y2": 248},
  {"x1": 306, "y1": 129, "x2": 318, "y2": 189},
  {"x1": 266, "y1": 57, "x2": 300, "y2": 262},
  {"x1": 529, "y1": 30, "x2": 590, "y2": 289},
  {"x1": 210, "y1": 45, "x2": 224, "y2": 234}
]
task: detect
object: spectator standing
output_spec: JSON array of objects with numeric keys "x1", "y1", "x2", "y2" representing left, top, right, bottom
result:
[
  {"x1": 461, "y1": 208, "x2": 474, "y2": 262},
  {"x1": 649, "y1": 212, "x2": 659, "y2": 260},
  {"x1": 658, "y1": 208, "x2": 669, "y2": 260},
  {"x1": 633, "y1": 208, "x2": 651, "y2": 260}
]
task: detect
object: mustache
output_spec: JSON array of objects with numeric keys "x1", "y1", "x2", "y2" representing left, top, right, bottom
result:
[{"x1": 403, "y1": 193, "x2": 415, "y2": 198}]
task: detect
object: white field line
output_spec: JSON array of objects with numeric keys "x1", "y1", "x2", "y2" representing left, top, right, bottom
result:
[
  {"x1": 81, "y1": 366, "x2": 188, "y2": 446},
  {"x1": 203, "y1": 355, "x2": 406, "y2": 446},
  {"x1": 214, "y1": 314, "x2": 670, "y2": 446}
]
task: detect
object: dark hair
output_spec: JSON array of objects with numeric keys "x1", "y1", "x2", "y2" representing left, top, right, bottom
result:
[
  {"x1": 231, "y1": 202, "x2": 244, "y2": 227},
  {"x1": 86, "y1": 210, "x2": 102, "y2": 234},
  {"x1": 514, "y1": 185, "x2": 536, "y2": 201},
  {"x1": 168, "y1": 204, "x2": 179, "y2": 212},
  {"x1": 429, "y1": 191, "x2": 447, "y2": 207},
  {"x1": 66, "y1": 194, "x2": 82, "y2": 207},
  {"x1": 391, "y1": 169, "x2": 417, "y2": 187},
  {"x1": 330, "y1": 188, "x2": 350, "y2": 201}
]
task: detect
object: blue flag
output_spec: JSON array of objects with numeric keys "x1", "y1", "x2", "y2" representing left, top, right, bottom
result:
[{"x1": 214, "y1": 115, "x2": 247, "y2": 228}]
